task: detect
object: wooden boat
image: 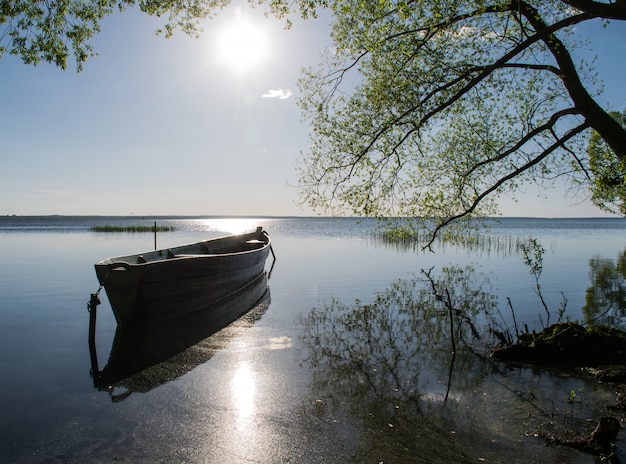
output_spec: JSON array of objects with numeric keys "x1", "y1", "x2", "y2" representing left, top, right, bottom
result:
[{"x1": 94, "y1": 227, "x2": 272, "y2": 327}]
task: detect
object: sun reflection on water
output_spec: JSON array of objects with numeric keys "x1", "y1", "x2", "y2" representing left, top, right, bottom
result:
[
  {"x1": 199, "y1": 218, "x2": 265, "y2": 235},
  {"x1": 231, "y1": 362, "x2": 256, "y2": 429}
]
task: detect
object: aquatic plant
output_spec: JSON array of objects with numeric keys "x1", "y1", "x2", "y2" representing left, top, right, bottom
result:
[
  {"x1": 90, "y1": 225, "x2": 176, "y2": 233},
  {"x1": 375, "y1": 219, "x2": 552, "y2": 259}
]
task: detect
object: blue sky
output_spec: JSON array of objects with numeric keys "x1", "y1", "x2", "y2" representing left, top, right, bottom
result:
[{"x1": 1, "y1": 4, "x2": 624, "y2": 217}]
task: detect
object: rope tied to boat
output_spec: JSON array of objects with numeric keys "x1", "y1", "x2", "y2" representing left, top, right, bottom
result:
[
  {"x1": 87, "y1": 267, "x2": 113, "y2": 371},
  {"x1": 87, "y1": 285, "x2": 102, "y2": 312},
  {"x1": 87, "y1": 295, "x2": 100, "y2": 313},
  {"x1": 87, "y1": 266, "x2": 113, "y2": 313}
]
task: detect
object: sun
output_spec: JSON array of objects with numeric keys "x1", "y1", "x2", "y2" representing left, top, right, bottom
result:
[{"x1": 215, "y1": 17, "x2": 268, "y2": 71}]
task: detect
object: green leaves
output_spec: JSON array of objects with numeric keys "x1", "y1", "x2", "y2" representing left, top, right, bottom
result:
[
  {"x1": 2, "y1": 0, "x2": 114, "y2": 70},
  {"x1": 587, "y1": 110, "x2": 626, "y2": 214},
  {"x1": 0, "y1": 0, "x2": 230, "y2": 70}
]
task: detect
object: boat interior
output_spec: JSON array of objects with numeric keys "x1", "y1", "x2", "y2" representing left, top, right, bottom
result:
[{"x1": 98, "y1": 229, "x2": 269, "y2": 266}]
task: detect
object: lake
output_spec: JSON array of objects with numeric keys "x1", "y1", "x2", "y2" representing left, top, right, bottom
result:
[{"x1": 0, "y1": 216, "x2": 624, "y2": 463}]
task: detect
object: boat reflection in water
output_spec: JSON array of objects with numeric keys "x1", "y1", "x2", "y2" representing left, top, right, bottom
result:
[{"x1": 90, "y1": 272, "x2": 270, "y2": 402}]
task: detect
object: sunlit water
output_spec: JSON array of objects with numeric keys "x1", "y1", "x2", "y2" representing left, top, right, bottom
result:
[{"x1": 0, "y1": 216, "x2": 624, "y2": 463}]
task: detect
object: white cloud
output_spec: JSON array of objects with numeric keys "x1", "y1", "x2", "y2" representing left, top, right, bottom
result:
[{"x1": 262, "y1": 88, "x2": 292, "y2": 99}]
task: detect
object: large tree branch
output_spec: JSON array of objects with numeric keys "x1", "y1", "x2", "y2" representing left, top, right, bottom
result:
[
  {"x1": 519, "y1": 1, "x2": 626, "y2": 161},
  {"x1": 560, "y1": 0, "x2": 626, "y2": 20}
]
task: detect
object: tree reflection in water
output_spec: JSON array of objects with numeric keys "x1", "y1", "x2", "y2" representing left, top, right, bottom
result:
[
  {"x1": 298, "y1": 265, "x2": 621, "y2": 463},
  {"x1": 300, "y1": 267, "x2": 501, "y2": 462},
  {"x1": 583, "y1": 248, "x2": 626, "y2": 328}
]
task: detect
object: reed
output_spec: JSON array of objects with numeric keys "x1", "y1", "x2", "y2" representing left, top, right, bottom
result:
[{"x1": 90, "y1": 225, "x2": 175, "y2": 233}]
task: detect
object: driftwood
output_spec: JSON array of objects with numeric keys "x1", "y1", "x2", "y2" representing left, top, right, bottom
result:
[
  {"x1": 491, "y1": 323, "x2": 626, "y2": 368},
  {"x1": 539, "y1": 416, "x2": 621, "y2": 459},
  {"x1": 491, "y1": 323, "x2": 626, "y2": 460}
]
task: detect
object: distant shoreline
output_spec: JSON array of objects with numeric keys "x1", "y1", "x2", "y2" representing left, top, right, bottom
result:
[{"x1": 0, "y1": 214, "x2": 623, "y2": 220}]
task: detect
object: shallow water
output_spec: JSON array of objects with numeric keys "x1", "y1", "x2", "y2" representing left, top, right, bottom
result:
[{"x1": 0, "y1": 216, "x2": 624, "y2": 463}]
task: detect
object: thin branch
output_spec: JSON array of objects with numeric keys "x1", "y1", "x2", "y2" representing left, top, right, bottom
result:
[
  {"x1": 348, "y1": 11, "x2": 591, "y2": 168},
  {"x1": 464, "y1": 107, "x2": 580, "y2": 176},
  {"x1": 425, "y1": 122, "x2": 589, "y2": 248},
  {"x1": 500, "y1": 62, "x2": 561, "y2": 75}
]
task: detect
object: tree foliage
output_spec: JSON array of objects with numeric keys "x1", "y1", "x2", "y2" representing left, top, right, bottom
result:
[
  {"x1": 587, "y1": 110, "x2": 626, "y2": 214},
  {"x1": 0, "y1": 0, "x2": 231, "y2": 70},
  {"x1": 0, "y1": 0, "x2": 330, "y2": 70},
  {"x1": 295, "y1": 0, "x2": 626, "y2": 242}
]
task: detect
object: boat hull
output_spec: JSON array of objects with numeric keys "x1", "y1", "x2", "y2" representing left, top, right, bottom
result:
[
  {"x1": 92, "y1": 272, "x2": 270, "y2": 396},
  {"x1": 94, "y1": 227, "x2": 271, "y2": 326}
]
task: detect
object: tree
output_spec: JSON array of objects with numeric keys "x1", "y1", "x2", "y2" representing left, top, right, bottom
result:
[{"x1": 295, "y1": 0, "x2": 626, "y2": 243}]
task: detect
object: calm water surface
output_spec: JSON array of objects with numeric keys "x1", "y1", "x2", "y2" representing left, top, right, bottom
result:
[{"x1": 0, "y1": 216, "x2": 624, "y2": 463}]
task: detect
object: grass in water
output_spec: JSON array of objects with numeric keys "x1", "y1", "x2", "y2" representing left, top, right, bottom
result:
[{"x1": 91, "y1": 225, "x2": 176, "y2": 233}]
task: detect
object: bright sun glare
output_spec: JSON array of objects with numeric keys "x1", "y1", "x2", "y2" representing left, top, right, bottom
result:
[{"x1": 216, "y1": 16, "x2": 268, "y2": 71}]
